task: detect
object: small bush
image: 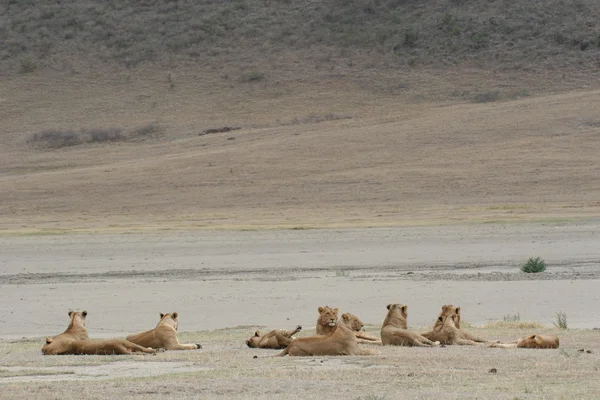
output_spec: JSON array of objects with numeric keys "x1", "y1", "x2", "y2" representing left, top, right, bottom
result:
[
  {"x1": 503, "y1": 313, "x2": 520, "y2": 322},
  {"x1": 554, "y1": 311, "x2": 567, "y2": 329},
  {"x1": 520, "y1": 257, "x2": 547, "y2": 273},
  {"x1": 131, "y1": 123, "x2": 163, "y2": 138},
  {"x1": 243, "y1": 70, "x2": 264, "y2": 82},
  {"x1": 88, "y1": 128, "x2": 124, "y2": 143},
  {"x1": 27, "y1": 130, "x2": 83, "y2": 148},
  {"x1": 472, "y1": 91, "x2": 500, "y2": 103},
  {"x1": 19, "y1": 56, "x2": 37, "y2": 74}
]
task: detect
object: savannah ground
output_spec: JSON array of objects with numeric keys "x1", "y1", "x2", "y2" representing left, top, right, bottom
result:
[{"x1": 2, "y1": 0, "x2": 600, "y2": 398}]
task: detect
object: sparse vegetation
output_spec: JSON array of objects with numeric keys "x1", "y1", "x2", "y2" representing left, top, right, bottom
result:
[
  {"x1": 503, "y1": 313, "x2": 521, "y2": 322},
  {"x1": 27, "y1": 124, "x2": 163, "y2": 149},
  {"x1": 554, "y1": 311, "x2": 568, "y2": 329},
  {"x1": 520, "y1": 257, "x2": 547, "y2": 273},
  {"x1": 242, "y1": 70, "x2": 265, "y2": 82},
  {"x1": 2, "y1": 0, "x2": 600, "y2": 74},
  {"x1": 473, "y1": 91, "x2": 501, "y2": 103}
]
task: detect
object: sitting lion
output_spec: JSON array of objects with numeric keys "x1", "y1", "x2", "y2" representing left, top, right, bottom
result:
[
  {"x1": 381, "y1": 304, "x2": 439, "y2": 347},
  {"x1": 246, "y1": 325, "x2": 302, "y2": 349},
  {"x1": 422, "y1": 310, "x2": 483, "y2": 346},
  {"x1": 315, "y1": 306, "x2": 339, "y2": 336},
  {"x1": 279, "y1": 313, "x2": 376, "y2": 356},
  {"x1": 42, "y1": 310, "x2": 90, "y2": 355},
  {"x1": 42, "y1": 310, "x2": 156, "y2": 355},
  {"x1": 422, "y1": 305, "x2": 494, "y2": 345},
  {"x1": 127, "y1": 312, "x2": 201, "y2": 351},
  {"x1": 488, "y1": 334, "x2": 559, "y2": 349}
]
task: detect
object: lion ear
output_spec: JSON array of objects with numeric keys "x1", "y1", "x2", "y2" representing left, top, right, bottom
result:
[
  {"x1": 401, "y1": 305, "x2": 408, "y2": 314},
  {"x1": 254, "y1": 331, "x2": 260, "y2": 337},
  {"x1": 342, "y1": 314, "x2": 350, "y2": 322},
  {"x1": 172, "y1": 312, "x2": 178, "y2": 320},
  {"x1": 455, "y1": 307, "x2": 461, "y2": 315},
  {"x1": 386, "y1": 304, "x2": 392, "y2": 310},
  {"x1": 160, "y1": 313, "x2": 165, "y2": 319},
  {"x1": 438, "y1": 316, "x2": 444, "y2": 322},
  {"x1": 527, "y1": 334, "x2": 536, "y2": 339},
  {"x1": 68, "y1": 311, "x2": 73, "y2": 317},
  {"x1": 333, "y1": 308, "x2": 339, "y2": 314},
  {"x1": 45, "y1": 337, "x2": 53, "y2": 344},
  {"x1": 82, "y1": 310, "x2": 88, "y2": 317},
  {"x1": 534, "y1": 335, "x2": 543, "y2": 344},
  {"x1": 318, "y1": 307, "x2": 324, "y2": 313}
]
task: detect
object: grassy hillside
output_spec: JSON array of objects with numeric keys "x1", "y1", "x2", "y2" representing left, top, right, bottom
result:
[{"x1": 2, "y1": 0, "x2": 600, "y2": 75}]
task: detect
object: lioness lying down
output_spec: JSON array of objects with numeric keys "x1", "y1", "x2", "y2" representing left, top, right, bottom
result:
[
  {"x1": 422, "y1": 305, "x2": 495, "y2": 345},
  {"x1": 488, "y1": 334, "x2": 559, "y2": 349},
  {"x1": 381, "y1": 304, "x2": 439, "y2": 347},
  {"x1": 315, "y1": 306, "x2": 380, "y2": 344},
  {"x1": 246, "y1": 325, "x2": 302, "y2": 349},
  {"x1": 42, "y1": 310, "x2": 156, "y2": 355},
  {"x1": 279, "y1": 313, "x2": 377, "y2": 356},
  {"x1": 127, "y1": 312, "x2": 201, "y2": 351},
  {"x1": 42, "y1": 310, "x2": 90, "y2": 355}
]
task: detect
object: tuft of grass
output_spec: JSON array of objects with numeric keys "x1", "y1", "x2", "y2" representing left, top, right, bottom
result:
[
  {"x1": 520, "y1": 257, "x2": 547, "y2": 273},
  {"x1": 503, "y1": 312, "x2": 520, "y2": 322},
  {"x1": 19, "y1": 56, "x2": 37, "y2": 74},
  {"x1": 242, "y1": 70, "x2": 265, "y2": 82},
  {"x1": 335, "y1": 269, "x2": 350, "y2": 278},
  {"x1": 484, "y1": 321, "x2": 545, "y2": 329},
  {"x1": 554, "y1": 311, "x2": 568, "y2": 329}
]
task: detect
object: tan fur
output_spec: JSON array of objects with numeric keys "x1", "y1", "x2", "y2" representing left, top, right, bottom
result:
[
  {"x1": 70, "y1": 339, "x2": 157, "y2": 355},
  {"x1": 279, "y1": 314, "x2": 377, "y2": 356},
  {"x1": 42, "y1": 310, "x2": 156, "y2": 355},
  {"x1": 127, "y1": 312, "x2": 201, "y2": 350},
  {"x1": 488, "y1": 334, "x2": 559, "y2": 349},
  {"x1": 42, "y1": 311, "x2": 90, "y2": 355},
  {"x1": 422, "y1": 305, "x2": 494, "y2": 344},
  {"x1": 381, "y1": 304, "x2": 439, "y2": 347},
  {"x1": 342, "y1": 313, "x2": 382, "y2": 345},
  {"x1": 315, "y1": 306, "x2": 339, "y2": 336},
  {"x1": 423, "y1": 311, "x2": 481, "y2": 346},
  {"x1": 246, "y1": 325, "x2": 302, "y2": 349}
]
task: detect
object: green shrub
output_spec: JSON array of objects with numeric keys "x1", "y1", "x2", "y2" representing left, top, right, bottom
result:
[
  {"x1": 503, "y1": 312, "x2": 520, "y2": 322},
  {"x1": 520, "y1": 257, "x2": 547, "y2": 273}
]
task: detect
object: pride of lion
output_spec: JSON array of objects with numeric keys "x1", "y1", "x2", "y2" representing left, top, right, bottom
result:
[{"x1": 42, "y1": 305, "x2": 558, "y2": 356}]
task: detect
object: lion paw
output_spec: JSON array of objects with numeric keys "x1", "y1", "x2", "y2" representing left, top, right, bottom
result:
[{"x1": 195, "y1": 344, "x2": 202, "y2": 349}]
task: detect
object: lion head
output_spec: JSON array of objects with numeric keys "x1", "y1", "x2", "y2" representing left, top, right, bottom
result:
[
  {"x1": 158, "y1": 312, "x2": 179, "y2": 330},
  {"x1": 318, "y1": 306, "x2": 339, "y2": 328},
  {"x1": 341, "y1": 313, "x2": 364, "y2": 332},
  {"x1": 246, "y1": 331, "x2": 262, "y2": 348}
]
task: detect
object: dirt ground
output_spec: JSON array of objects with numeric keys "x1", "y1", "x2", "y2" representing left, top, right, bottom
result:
[{"x1": 1, "y1": 222, "x2": 600, "y2": 398}]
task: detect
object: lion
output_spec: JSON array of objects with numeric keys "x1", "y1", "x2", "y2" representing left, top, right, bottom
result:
[
  {"x1": 70, "y1": 339, "x2": 158, "y2": 355},
  {"x1": 42, "y1": 310, "x2": 90, "y2": 355},
  {"x1": 422, "y1": 305, "x2": 495, "y2": 344},
  {"x1": 422, "y1": 310, "x2": 483, "y2": 346},
  {"x1": 488, "y1": 334, "x2": 559, "y2": 349},
  {"x1": 246, "y1": 325, "x2": 302, "y2": 349},
  {"x1": 126, "y1": 312, "x2": 202, "y2": 351},
  {"x1": 42, "y1": 310, "x2": 157, "y2": 355},
  {"x1": 342, "y1": 313, "x2": 381, "y2": 344},
  {"x1": 315, "y1": 306, "x2": 339, "y2": 336},
  {"x1": 380, "y1": 304, "x2": 439, "y2": 347},
  {"x1": 279, "y1": 313, "x2": 377, "y2": 356}
]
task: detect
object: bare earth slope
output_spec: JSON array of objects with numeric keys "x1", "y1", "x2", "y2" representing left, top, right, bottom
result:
[{"x1": 1, "y1": 82, "x2": 600, "y2": 232}]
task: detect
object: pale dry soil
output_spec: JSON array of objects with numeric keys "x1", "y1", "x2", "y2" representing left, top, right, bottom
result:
[{"x1": 1, "y1": 223, "x2": 600, "y2": 398}]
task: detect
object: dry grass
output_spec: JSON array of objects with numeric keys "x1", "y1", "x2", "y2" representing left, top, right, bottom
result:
[{"x1": 1, "y1": 327, "x2": 599, "y2": 399}]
